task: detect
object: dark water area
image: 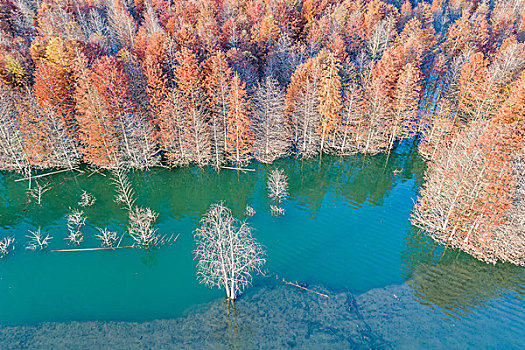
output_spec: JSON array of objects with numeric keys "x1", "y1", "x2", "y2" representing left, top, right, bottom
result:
[{"x1": 0, "y1": 148, "x2": 524, "y2": 349}]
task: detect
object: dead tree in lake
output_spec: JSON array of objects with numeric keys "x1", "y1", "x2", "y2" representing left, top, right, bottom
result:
[
  {"x1": 112, "y1": 167, "x2": 136, "y2": 213},
  {"x1": 78, "y1": 190, "x2": 96, "y2": 207},
  {"x1": 128, "y1": 207, "x2": 161, "y2": 249},
  {"x1": 27, "y1": 181, "x2": 51, "y2": 206},
  {"x1": 66, "y1": 209, "x2": 86, "y2": 245},
  {"x1": 0, "y1": 236, "x2": 15, "y2": 258},
  {"x1": 95, "y1": 228, "x2": 117, "y2": 247},
  {"x1": 194, "y1": 202, "x2": 265, "y2": 300},
  {"x1": 26, "y1": 228, "x2": 52, "y2": 251},
  {"x1": 267, "y1": 168, "x2": 289, "y2": 203}
]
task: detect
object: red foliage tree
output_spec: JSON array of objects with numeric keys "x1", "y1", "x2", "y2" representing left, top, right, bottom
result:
[
  {"x1": 226, "y1": 74, "x2": 253, "y2": 167},
  {"x1": 171, "y1": 47, "x2": 210, "y2": 166}
]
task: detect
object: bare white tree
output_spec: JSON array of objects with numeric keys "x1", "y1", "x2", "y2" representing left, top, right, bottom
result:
[
  {"x1": 291, "y1": 80, "x2": 321, "y2": 158},
  {"x1": 26, "y1": 228, "x2": 52, "y2": 251},
  {"x1": 105, "y1": 0, "x2": 137, "y2": 50},
  {"x1": 95, "y1": 227, "x2": 118, "y2": 247},
  {"x1": 27, "y1": 181, "x2": 51, "y2": 206},
  {"x1": 270, "y1": 205, "x2": 286, "y2": 217},
  {"x1": 78, "y1": 190, "x2": 96, "y2": 207},
  {"x1": 0, "y1": 84, "x2": 28, "y2": 172},
  {"x1": 252, "y1": 76, "x2": 292, "y2": 163},
  {"x1": 112, "y1": 167, "x2": 136, "y2": 212},
  {"x1": 245, "y1": 205, "x2": 256, "y2": 217},
  {"x1": 40, "y1": 104, "x2": 79, "y2": 170},
  {"x1": 116, "y1": 113, "x2": 160, "y2": 170},
  {"x1": 0, "y1": 236, "x2": 15, "y2": 258},
  {"x1": 267, "y1": 168, "x2": 289, "y2": 203},
  {"x1": 66, "y1": 209, "x2": 86, "y2": 245},
  {"x1": 264, "y1": 33, "x2": 302, "y2": 87},
  {"x1": 366, "y1": 17, "x2": 396, "y2": 60},
  {"x1": 128, "y1": 207, "x2": 161, "y2": 249},
  {"x1": 194, "y1": 202, "x2": 266, "y2": 300}
]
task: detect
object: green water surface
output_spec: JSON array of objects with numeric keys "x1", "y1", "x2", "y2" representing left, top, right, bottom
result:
[{"x1": 0, "y1": 149, "x2": 524, "y2": 348}]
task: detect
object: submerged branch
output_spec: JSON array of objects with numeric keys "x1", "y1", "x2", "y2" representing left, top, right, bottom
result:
[{"x1": 276, "y1": 276, "x2": 329, "y2": 298}]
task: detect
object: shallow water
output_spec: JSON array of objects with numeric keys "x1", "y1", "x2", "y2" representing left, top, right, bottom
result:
[{"x1": 0, "y1": 149, "x2": 524, "y2": 348}]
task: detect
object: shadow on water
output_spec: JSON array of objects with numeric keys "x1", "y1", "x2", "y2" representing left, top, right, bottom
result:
[
  {"x1": 402, "y1": 227, "x2": 525, "y2": 318},
  {"x1": 0, "y1": 148, "x2": 423, "y2": 233}
]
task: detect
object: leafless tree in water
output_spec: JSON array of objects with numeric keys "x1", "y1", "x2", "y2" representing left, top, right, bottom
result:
[
  {"x1": 112, "y1": 167, "x2": 136, "y2": 212},
  {"x1": 128, "y1": 207, "x2": 161, "y2": 249},
  {"x1": 26, "y1": 228, "x2": 52, "y2": 251},
  {"x1": 245, "y1": 205, "x2": 255, "y2": 217},
  {"x1": 95, "y1": 227, "x2": 118, "y2": 247},
  {"x1": 66, "y1": 209, "x2": 86, "y2": 245},
  {"x1": 0, "y1": 236, "x2": 15, "y2": 258},
  {"x1": 78, "y1": 190, "x2": 96, "y2": 207},
  {"x1": 27, "y1": 181, "x2": 51, "y2": 206},
  {"x1": 267, "y1": 168, "x2": 289, "y2": 203},
  {"x1": 270, "y1": 205, "x2": 286, "y2": 217},
  {"x1": 194, "y1": 202, "x2": 265, "y2": 300}
]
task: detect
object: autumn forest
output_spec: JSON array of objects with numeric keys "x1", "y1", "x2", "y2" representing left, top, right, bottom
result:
[{"x1": 0, "y1": 0, "x2": 524, "y2": 266}]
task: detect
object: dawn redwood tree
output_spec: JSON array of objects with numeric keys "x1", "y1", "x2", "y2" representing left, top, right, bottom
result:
[
  {"x1": 264, "y1": 33, "x2": 301, "y2": 87},
  {"x1": 0, "y1": 83, "x2": 27, "y2": 172},
  {"x1": 412, "y1": 73, "x2": 525, "y2": 265},
  {"x1": 204, "y1": 51, "x2": 233, "y2": 170},
  {"x1": 194, "y1": 202, "x2": 266, "y2": 301},
  {"x1": 32, "y1": 38, "x2": 81, "y2": 138},
  {"x1": 74, "y1": 54, "x2": 120, "y2": 168},
  {"x1": 107, "y1": 0, "x2": 137, "y2": 50},
  {"x1": 458, "y1": 52, "x2": 500, "y2": 122},
  {"x1": 172, "y1": 47, "x2": 211, "y2": 166},
  {"x1": 158, "y1": 90, "x2": 191, "y2": 166},
  {"x1": 142, "y1": 30, "x2": 169, "y2": 124},
  {"x1": 251, "y1": 76, "x2": 291, "y2": 163},
  {"x1": 14, "y1": 89, "x2": 78, "y2": 169},
  {"x1": 226, "y1": 74, "x2": 253, "y2": 167},
  {"x1": 361, "y1": 63, "x2": 391, "y2": 153},
  {"x1": 90, "y1": 55, "x2": 158, "y2": 169},
  {"x1": 418, "y1": 101, "x2": 456, "y2": 161},
  {"x1": 388, "y1": 61, "x2": 421, "y2": 150},
  {"x1": 332, "y1": 81, "x2": 366, "y2": 154},
  {"x1": 317, "y1": 50, "x2": 343, "y2": 153},
  {"x1": 285, "y1": 56, "x2": 321, "y2": 158}
]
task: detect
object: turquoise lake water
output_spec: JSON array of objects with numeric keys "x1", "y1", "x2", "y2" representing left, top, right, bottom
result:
[{"x1": 0, "y1": 149, "x2": 524, "y2": 348}]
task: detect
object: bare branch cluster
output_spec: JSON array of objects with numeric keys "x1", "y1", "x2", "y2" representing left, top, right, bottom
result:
[
  {"x1": 245, "y1": 205, "x2": 255, "y2": 217},
  {"x1": 66, "y1": 209, "x2": 86, "y2": 245},
  {"x1": 27, "y1": 181, "x2": 51, "y2": 206},
  {"x1": 26, "y1": 228, "x2": 52, "y2": 251},
  {"x1": 112, "y1": 168, "x2": 136, "y2": 212},
  {"x1": 0, "y1": 236, "x2": 15, "y2": 258},
  {"x1": 267, "y1": 168, "x2": 289, "y2": 203},
  {"x1": 78, "y1": 190, "x2": 96, "y2": 207},
  {"x1": 194, "y1": 202, "x2": 265, "y2": 300},
  {"x1": 270, "y1": 205, "x2": 286, "y2": 217},
  {"x1": 95, "y1": 227, "x2": 118, "y2": 247},
  {"x1": 128, "y1": 207, "x2": 160, "y2": 249}
]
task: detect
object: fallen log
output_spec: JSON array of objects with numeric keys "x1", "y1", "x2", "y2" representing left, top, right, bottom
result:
[
  {"x1": 221, "y1": 166, "x2": 255, "y2": 172},
  {"x1": 276, "y1": 275, "x2": 329, "y2": 298},
  {"x1": 51, "y1": 246, "x2": 133, "y2": 252},
  {"x1": 15, "y1": 167, "x2": 80, "y2": 182}
]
